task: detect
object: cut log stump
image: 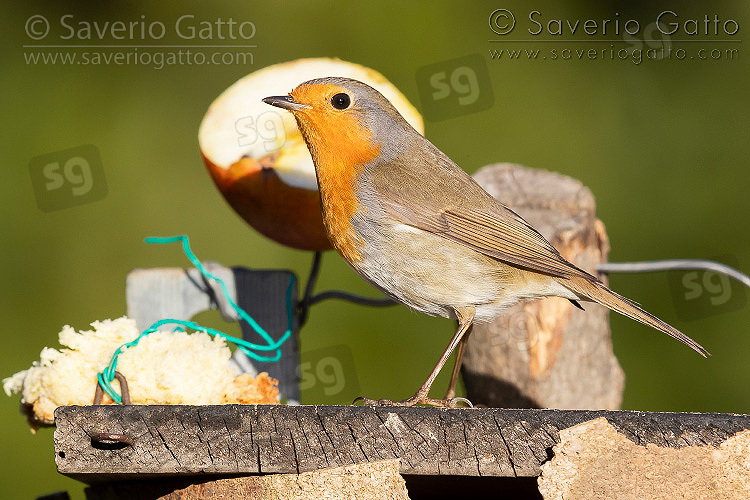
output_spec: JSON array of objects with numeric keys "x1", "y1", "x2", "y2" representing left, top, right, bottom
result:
[{"x1": 467, "y1": 163, "x2": 624, "y2": 409}]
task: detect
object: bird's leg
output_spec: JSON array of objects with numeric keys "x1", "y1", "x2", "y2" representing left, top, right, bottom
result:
[
  {"x1": 355, "y1": 306, "x2": 475, "y2": 408},
  {"x1": 443, "y1": 324, "x2": 472, "y2": 400}
]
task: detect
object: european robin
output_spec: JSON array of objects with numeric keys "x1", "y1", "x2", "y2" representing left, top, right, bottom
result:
[
  {"x1": 199, "y1": 59, "x2": 423, "y2": 251},
  {"x1": 263, "y1": 77, "x2": 708, "y2": 407}
]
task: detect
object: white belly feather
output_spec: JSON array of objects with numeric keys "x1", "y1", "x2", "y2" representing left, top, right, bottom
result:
[{"x1": 348, "y1": 220, "x2": 576, "y2": 322}]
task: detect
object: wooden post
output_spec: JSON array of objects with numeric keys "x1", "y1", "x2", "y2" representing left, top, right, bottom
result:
[
  {"x1": 466, "y1": 163, "x2": 624, "y2": 409},
  {"x1": 126, "y1": 265, "x2": 300, "y2": 403}
]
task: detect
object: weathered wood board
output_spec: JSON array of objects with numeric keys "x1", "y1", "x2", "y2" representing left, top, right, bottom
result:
[{"x1": 54, "y1": 405, "x2": 749, "y2": 483}]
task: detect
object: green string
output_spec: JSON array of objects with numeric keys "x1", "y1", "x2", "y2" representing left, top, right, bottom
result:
[{"x1": 96, "y1": 235, "x2": 295, "y2": 404}]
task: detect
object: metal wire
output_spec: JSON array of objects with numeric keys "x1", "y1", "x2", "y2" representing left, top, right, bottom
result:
[
  {"x1": 597, "y1": 260, "x2": 750, "y2": 288},
  {"x1": 297, "y1": 251, "x2": 323, "y2": 326},
  {"x1": 307, "y1": 290, "x2": 395, "y2": 307},
  {"x1": 300, "y1": 257, "x2": 749, "y2": 325},
  {"x1": 298, "y1": 252, "x2": 396, "y2": 326}
]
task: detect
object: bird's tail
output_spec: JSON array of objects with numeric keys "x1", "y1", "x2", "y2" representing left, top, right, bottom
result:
[{"x1": 559, "y1": 276, "x2": 709, "y2": 357}]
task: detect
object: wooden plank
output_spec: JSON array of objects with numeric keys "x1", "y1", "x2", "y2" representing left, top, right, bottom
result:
[
  {"x1": 83, "y1": 460, "x2": 409, "y2": 500},
  {"x1": 54, "y1": 405, "x2": 749, "y2": 482},
  {"x1": 537, "y1": 417, "x2": 750, "y2": 500},
  {"x1": 232, "y1": 268, "x2": 300, "y2": 404},
  {"x1": 125, "y1": 265, "x2": 301, "y2": 403},
  {"x1": 126, "y1": 265, "x2": 239, "y2": 332},
  {"x1": 81, "y1": 475, "x2": 543, "y2": 500}
]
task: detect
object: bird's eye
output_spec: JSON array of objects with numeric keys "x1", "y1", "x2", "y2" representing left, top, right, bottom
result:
[{"x1": 331, "y1": 93, "x2": 351, "y2": 110}]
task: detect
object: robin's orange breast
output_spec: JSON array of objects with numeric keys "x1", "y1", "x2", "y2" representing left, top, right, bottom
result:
[{"x1": 290, "y1": 87, "x2": 383, "y2": 262}]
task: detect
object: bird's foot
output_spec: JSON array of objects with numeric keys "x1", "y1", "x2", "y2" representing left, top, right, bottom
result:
[{"x1": 353, "y1": 394, "x2": 473, "y2": 408}]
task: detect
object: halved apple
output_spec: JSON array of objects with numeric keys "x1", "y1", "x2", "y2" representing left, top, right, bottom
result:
[{"x1": 199, "y1": 58, "x2": 424, "y2": 251}]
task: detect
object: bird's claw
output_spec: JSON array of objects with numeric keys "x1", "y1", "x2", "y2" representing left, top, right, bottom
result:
[{"x1": 447, "y1": 397, "x2": 474, "y2": 408}]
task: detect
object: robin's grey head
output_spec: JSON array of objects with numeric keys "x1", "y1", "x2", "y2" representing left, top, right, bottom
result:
[{"x1": 263, "y1": 77, "x2": 416, "y2": 156}]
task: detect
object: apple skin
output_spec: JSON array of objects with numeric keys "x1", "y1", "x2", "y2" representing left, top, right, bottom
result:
[
  {"x1": 199, "y1": 58, "x2": 423, "y2": 251},
  {"x1": 202, "y1": 152, "x2": 332, "y2": 251}
]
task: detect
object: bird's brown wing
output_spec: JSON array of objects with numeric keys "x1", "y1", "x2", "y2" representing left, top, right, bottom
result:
[
  {"x1": 367, "y1": 135, "x2": 709, "y2": 356},
  {"x1": 369, "y1": 142, "x2": 597, "y2": 281}
]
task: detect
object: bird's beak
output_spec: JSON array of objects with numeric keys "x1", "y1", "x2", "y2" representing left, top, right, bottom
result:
[{"x1": 262, "y1": 95, "x2": 311, "y2": 111}]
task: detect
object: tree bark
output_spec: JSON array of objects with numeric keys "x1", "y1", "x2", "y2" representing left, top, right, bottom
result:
[{"x1": 466, "y1": 163, "x2": 624, "y2": 409}]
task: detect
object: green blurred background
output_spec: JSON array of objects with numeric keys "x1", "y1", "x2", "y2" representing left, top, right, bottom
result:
[{"x1": 2, "y1": 1, "x2": 748, "y2": 497}]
